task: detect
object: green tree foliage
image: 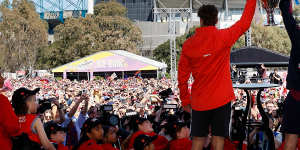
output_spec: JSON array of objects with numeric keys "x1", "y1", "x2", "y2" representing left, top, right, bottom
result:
[
  {"x1": 41, "y1": 1, "x2": 142, "y2": 69},
  {"x1": 153, "y1": 26, "x2": 197, "y2": 72},
  {"x1": 0, "y1": 0, "x2": 48, "y2": 72},
  {"x1": 94, "y1": 1, "x2": 126, "y2": 17},
  {"x1": 154, "y1": 24, "x2": 291, "y2": 73},
  {"x1": 233, "y1": 23, "x2": 291, "y2": 55}
]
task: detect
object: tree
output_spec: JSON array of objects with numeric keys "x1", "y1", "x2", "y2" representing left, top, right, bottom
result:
[
  {"x1": 153, "y1": 26, "x2": 197, "y2": 72},
  {"x1": 0, "y1": 0, "x2": 48, "y2": 72},
  {"x1": 153, "y1": 24, "x2": 291, "y2": 73},
  {"x1": 233, "y1": 23, "x2": 291, "y2": 55},
  {"x1": 43, "y1": 1, "x2": 142, "y2": 69},
  {"x1": 94, "y1": 16, "x2": 142, "y2": 53},
  {"x1": 94, "y1": 1, "x2": 126, "y2": 17}
]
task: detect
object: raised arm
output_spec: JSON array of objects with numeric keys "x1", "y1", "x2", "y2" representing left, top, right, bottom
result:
[
  {"x1": 225, "y1": 0, "x2": 257, "y2": 46},
  {"x1": 76, "y1": 97, "x2": 89, "y2": 129},
  {"x1": 279, "y1": 0, "x2": 297, "y2": 43},
  {"x1": 53, "y1": 99, "x2": 65, "y2": 124},
  {"x1": 67, "y1": 96, "x2": 85, "y2": 118}
]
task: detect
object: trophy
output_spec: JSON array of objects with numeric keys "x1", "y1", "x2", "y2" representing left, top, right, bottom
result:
[{"x1": 260, "y1": 0, "x2": 280, "y2": 25}]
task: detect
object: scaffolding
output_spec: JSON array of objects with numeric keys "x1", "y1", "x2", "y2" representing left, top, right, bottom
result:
[
  {"x1": 0, "y1": 0, "x2": 88, "y2": 21},
  {"x1": 153, "y1": 6, "x2": 192, "y2": 87}
]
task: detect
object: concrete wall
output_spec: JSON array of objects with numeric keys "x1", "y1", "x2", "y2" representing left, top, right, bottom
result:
[{"x1": 135, "y1": 21, "x2": 192, "y2": 56}]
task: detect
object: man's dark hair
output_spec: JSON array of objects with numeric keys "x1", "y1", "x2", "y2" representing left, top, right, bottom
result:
[{"x1": 198, "y1": 5, "x2": 218, "y2": 26}]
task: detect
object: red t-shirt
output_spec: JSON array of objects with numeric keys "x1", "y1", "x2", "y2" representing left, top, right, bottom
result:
[
  {"x1": 50, "y1": 140, "x2": 69, "y2": 150},
  {"x1": 169, "y1": 138, "x2": 192, "y2": 150},
  {"x1": 178, "y1": 0, "x2": 257, "y2": 111},
  {"x1": 18, "y1": 114, "x2": 41, "y2": 144},
  {"x1": 128, "y1": 131, "x2": 168, "y2": 150},
  {"x1": 78, "y1": 139, "x2": 104, "y2": 150},
  {"x1": 0, "y1": 94, "x2": 20, "y2": 150}
]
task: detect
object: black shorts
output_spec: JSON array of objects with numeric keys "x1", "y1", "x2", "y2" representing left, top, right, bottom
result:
[
  {"x1": 281, "y1": 92, "x2": 300, "y2": 135},
  {"x1": 191, "y1": 102, "x2": 231, "y2": 137}
]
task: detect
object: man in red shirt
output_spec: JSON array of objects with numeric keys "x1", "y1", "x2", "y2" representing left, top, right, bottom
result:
[
  {"x1": 0, "y1": 71, "x2": 20, "y2": 150},
  {"x1": 178, "y1": 0, "x2": 256, "y2": 149}
]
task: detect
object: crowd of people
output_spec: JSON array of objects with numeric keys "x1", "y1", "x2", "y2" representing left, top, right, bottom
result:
[
  {"x1": 0, "y1": 71, "x2": 294, "y2": 150},
  {"x1": 1, "y1": 0, "x2": 300, "y2": 149}
]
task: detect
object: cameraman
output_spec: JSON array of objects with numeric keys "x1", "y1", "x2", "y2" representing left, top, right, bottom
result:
[
  {"x1": 40, "y1": 98, "x2": 65, "y2": 124},
  {"x1": 269, "y1": 69, "x2": 282, "y2": 84},
  {"x1": 249, "y1": 116, "x2": 282, "y2": 149},
  {"x1": 0, "y1": 72, "x2": 20, "y2": 150},
  {"x1": 11, "y1": 87, "x2": 56, "y2": 150}
]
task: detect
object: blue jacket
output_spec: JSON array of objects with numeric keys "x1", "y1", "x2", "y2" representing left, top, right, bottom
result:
[{"x1": 280, "y1": 0, "x2": 300, "y2": 90}]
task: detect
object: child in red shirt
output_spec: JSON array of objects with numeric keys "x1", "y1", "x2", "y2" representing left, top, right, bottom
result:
[
  {"x1": 75, "y1": 118, "x2": 104, "y2": 150},
  {"x1": 168, "y1": 122, "x2": 192, "y2": 150},
  {"x1": 102, "y1": 125, "x2": 119, "y2": 150},
  {"x1": 44, "y1": 121, "x2": 68, "y2": 150}
]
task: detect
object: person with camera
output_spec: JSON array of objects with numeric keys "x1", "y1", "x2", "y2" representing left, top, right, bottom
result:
[
  {"x1": 248, "y1": 116, "x2": 282, "y2": 149},
  {"x1": 127, "y1": 117, "x2": 168, "y2": 150},
  {"x1": 269, "y1": 69, "x2": 282, "y2": 84},
  {"x1": 11, "y1": 87, "x2": 56, "y2": 150},
  {"x1": 44, "y1": 121, "x2": 68, "y2": 150},
  {"x1": 178, "y1": 0, "x2": 256, "y2": 149},
  {"x1": 279, "y1": 0, "x2": 300, "y2": 149},
  {"x1": 73, "y1": 118, "x2": 104, "y2": 150},
  {"x1": 0, "y1": 72, "x2": 20, "y2": 150},
  {"x1": 61, "y1": 93, "x2": 89, "y2": 148}
]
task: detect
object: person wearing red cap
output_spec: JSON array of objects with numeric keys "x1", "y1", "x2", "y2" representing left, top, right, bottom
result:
[
  {"x1": 127, "y1": 118, "x2": 168, "y2": 150},
  {"x1": 178, "y1": 0, "x2": 257, "y2": 149},
  {"x1": 133, "y1": 134, "x2": 156, "y2": 150},
  {"x1": 11, "y1": 87, "x2": 56, "y2": 150},
  {"x1": 44, "y1": 121, "x2": 68, "y2": 150},
  {"x1": 0, "y1": 72, "x2": 20, "y2": 150},
  {"x1": 74, "y1": 118, "x2": 104, "y2": 150},
  {"x1": 168, "y1": 122, "x2": 192, "y2": 150}
]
